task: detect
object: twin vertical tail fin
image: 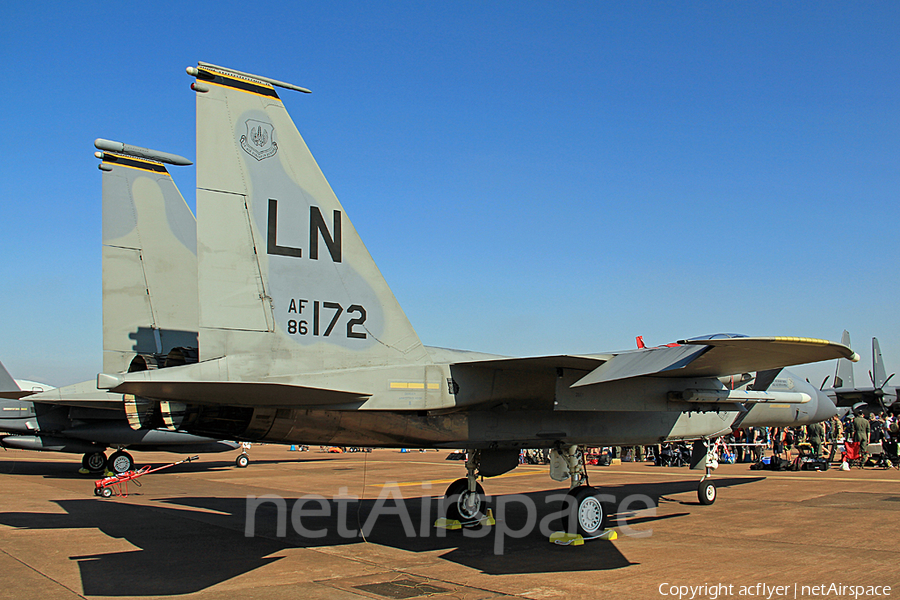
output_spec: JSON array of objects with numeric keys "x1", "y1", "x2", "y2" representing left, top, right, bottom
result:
[
  {"x1": 187, "y1": 63, "x2": 428, "y2": 373},
  {"x1": 833, "y1": 330, "x2": 855, "y2": 389},
  {"x1": 96, "y1": 140, "x2": 198, "y2": 374},
  {"x1": 872, "y1": 337, "x2": 888, "y2": 389}
]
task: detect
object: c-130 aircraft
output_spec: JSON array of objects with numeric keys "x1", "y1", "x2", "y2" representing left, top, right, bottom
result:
[{"x1": 79, "y1": 62, "x2": 854, "y2": 538}]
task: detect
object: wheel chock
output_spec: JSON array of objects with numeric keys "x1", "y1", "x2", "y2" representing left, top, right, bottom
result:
[
  {"x1": 550, "y1": 529, "x2": 617, "y2": 545},
  {"x1": 434, "y1": 518, "x2": 462, "y2": 530},
  {"x1": 478, "y1": 509, "x2": 495, "y2": 527},
  {"x1": 435, "y1": 509, "x2": 495, "y2": 530},
  {"x1": 550, "y1": 532, "x2": 584, "y2": 546},
  {"x1": 78, "y1": 468, "x2": 90, "y2": 475}
]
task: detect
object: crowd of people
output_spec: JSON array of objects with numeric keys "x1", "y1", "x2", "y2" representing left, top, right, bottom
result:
[
  {"x1": 528, "y1": 410, "x2": 900, "y2": 470},
  {"x1": 726, "y1": 410, "x2": 900, "y2": 467}
]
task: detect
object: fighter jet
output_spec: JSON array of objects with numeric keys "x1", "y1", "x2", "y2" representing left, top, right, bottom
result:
[
  {"x1": 96, "y1": 63, "x2": 853, "y2": 537},
  {"x1": 827, "y1": 331, "x2": 897, "y2": 415},
  {"x1": 0, "y1": 141, "x2": 243, "y2": 473}
]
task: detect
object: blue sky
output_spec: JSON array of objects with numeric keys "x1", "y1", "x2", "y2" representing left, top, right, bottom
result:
[{"x1": 1, "y1": 2, "x2": 897, "y2": 387}]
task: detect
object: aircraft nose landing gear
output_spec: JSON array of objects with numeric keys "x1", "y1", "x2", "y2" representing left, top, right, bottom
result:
[{"x1": 692, "y1": 439, "x2": 718, "y2": 505}]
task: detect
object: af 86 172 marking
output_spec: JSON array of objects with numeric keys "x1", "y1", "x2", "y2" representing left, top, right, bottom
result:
[{"x1": 286, "y1": 299, "x2": 367, "y2": 339}]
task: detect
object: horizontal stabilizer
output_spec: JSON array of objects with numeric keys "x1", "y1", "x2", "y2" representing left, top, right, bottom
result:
[
  {"x1": 98, "y1": 375, "x2": 370, "y2": 408},
  {"x1": 20, "y1": 380, "x2": 124, "y2": 410}
]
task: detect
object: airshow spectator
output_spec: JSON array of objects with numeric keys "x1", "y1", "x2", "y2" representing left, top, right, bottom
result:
[
  {"x1": 807, "y1": 420, "x2": 824, "y2": 457},
  {"x1": 852, "y1": 411, "x2": 870, "y2": 463}
]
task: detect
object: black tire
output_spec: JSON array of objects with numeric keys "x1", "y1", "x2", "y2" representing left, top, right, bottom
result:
[
  {"x1": 82, "y1": 452, "x2": 107, "y2": 473},
  {"x1": 564, "y1": 486, "x2": 607, "y2": 537},
  {"x1": 698, "y1": 480, "x2": 716, "y2": 505},
  {"x1": 235, "y1": 453, "x2": 250, "y2": 468},
  {"x1": 444, "y1": 478, "x2": 486, "y2": 523},
  {"x1": 100, "y1": 487, "x2": 113, "y2": 498},
  {"x1": 93, "y1": 487, "x2": 102, "y2": 496},
  {"x1": 107, "y1": 451, "x2": 134, "y2": 474}
]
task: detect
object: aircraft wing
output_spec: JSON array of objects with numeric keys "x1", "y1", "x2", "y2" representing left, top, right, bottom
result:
[
  {"x1": 449, "y1": 354, "x2": 613, "y2": 371},
  {"x1": 829, "y1": 388, "x2": 880, "y2": 407},
  {"x1": 451, "y1": 338, "x2": 856, "y2": 389},
  {"x1": 572, "y1": 337, "x2": 858, "y2": 387}
]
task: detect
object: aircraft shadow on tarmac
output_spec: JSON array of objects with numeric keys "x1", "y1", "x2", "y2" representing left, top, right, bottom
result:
[{"x1": 0, "y1": 477, "x2": 761, "y2": 596}]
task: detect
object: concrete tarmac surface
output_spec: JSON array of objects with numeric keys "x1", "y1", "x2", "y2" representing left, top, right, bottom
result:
[{"x1": 0, "y1": 446, "x2": 898, "y2": 600}]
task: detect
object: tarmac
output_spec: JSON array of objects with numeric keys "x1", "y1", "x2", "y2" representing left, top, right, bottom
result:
[{"x1": 0, "y1": 446, "x2": 898, "y2": 600}]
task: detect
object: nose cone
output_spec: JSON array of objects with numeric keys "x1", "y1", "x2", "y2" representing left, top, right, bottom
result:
[{"x1": 813, "y1": 389, "x2": 838, "y2": 422}]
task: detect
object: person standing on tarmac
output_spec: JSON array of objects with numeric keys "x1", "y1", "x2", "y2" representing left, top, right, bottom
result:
[
  {"x1": 826, "y1": 414, "x2": 841, "y2": 462},
  {"x1": 852, "y1": 410, "x2": 871, "y2": 464},
  {"x1": 807, "y1": 420, "x2": 825, "y2": 458}
]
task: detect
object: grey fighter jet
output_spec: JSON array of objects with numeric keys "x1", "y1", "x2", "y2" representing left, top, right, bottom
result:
[
  {"x1": 827, "y1": 331, "x2": 897, "y2": 415},
  {"x1": 96, "y1": 63, "x2": 854, "y2": 536},
  {"x1": 0, "y1": 141, "x2": 241, "y2": 473}
]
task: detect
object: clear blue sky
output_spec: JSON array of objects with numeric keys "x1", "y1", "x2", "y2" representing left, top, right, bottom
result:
[{"x1": 1, "y1": 2, "x2": 897, "y2": 387}]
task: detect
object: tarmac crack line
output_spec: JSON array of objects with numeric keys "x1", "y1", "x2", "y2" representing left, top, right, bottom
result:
[{"x1": 0, "y1": 546, "x2": 88, "y2": 600}]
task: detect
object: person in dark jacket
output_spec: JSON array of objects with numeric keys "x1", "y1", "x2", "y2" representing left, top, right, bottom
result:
[
  {"x1": 853, "y1": 412, "x2": 870, "y2": 462},
  {"x1": 807, "y1": 421, "x2": 825, "y2": 457}
]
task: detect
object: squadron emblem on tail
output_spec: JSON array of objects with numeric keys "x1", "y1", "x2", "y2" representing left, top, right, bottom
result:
[{"x1": 240, "y1": 119, "x2": 277, "y2": 160}]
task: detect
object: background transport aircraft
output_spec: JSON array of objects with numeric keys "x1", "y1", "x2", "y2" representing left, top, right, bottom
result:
[
  {"x1": 86, "y1": 62, "x2": 855, "y2": 539},
  {"x1": 827, "y1": 331, "x2": 898, "y2": 415},
  {"x1": 0, "y1": 141, "x2": 244, "y2": 473}
]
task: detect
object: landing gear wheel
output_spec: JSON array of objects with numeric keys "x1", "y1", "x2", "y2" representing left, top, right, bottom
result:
[
  {"x1": 100, "y1": 487, "x2": 113, "y2": 498},
  {"x1": 698, "y1": 480, "x2": 716, "y2": 505},
  {"x1": 565, "y1": 486, "x2": 607, "y2": 537},
  {"x1": 235, "y1": 453, "x2": 250, "y2": 468},
  {"x1": 107, "y1": 451, "x2": 134, "y2": 474},
  {"x1": 82, "y1": 452, "x2": 107, "y2": 473},
  {"x1": 444, "y1": 478, "x2": 486, "y2": 523}
]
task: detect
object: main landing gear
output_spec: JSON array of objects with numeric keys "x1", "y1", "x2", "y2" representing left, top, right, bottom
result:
[
  {"x1": 440, "y1": 452, "x2": 490, "y2": 527},
  {"x1": 107, "y1": 450, "x2": 135, "y2": 474},
  {"x1": 81, "y1": 451, "x2": 107, "y2": 474},
  {"x1": 550, "y1": 444, "x2": 610, "y2": 540},
  {"x1": 235, "y1": 452, "x2": 250, "y2": 468},
  {"x1": 83, "y1": 450, "x2": 134, "y2": 475},
  {"x1": 437, "y1": 445, "x2": 613, "y2": 542}
]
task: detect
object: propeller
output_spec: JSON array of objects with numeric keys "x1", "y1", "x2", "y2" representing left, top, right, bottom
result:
[{"x1": 867, "y1": 370, "x2": 894, "y2": 414}]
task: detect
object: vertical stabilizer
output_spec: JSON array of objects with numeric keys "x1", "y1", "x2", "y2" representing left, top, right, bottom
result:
[
  {"x1": 97, "y1": 142, "x2": 198, "y2": 373},
  {"x1": 833, "y1": 330, "x2": 855, "y2": 389},
  {"x1": 188, "y1": 63, "x2": 428, "y2": 373},
  {"x1": 872, "y1": 337, "x2": 887, "y2": 388}
]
